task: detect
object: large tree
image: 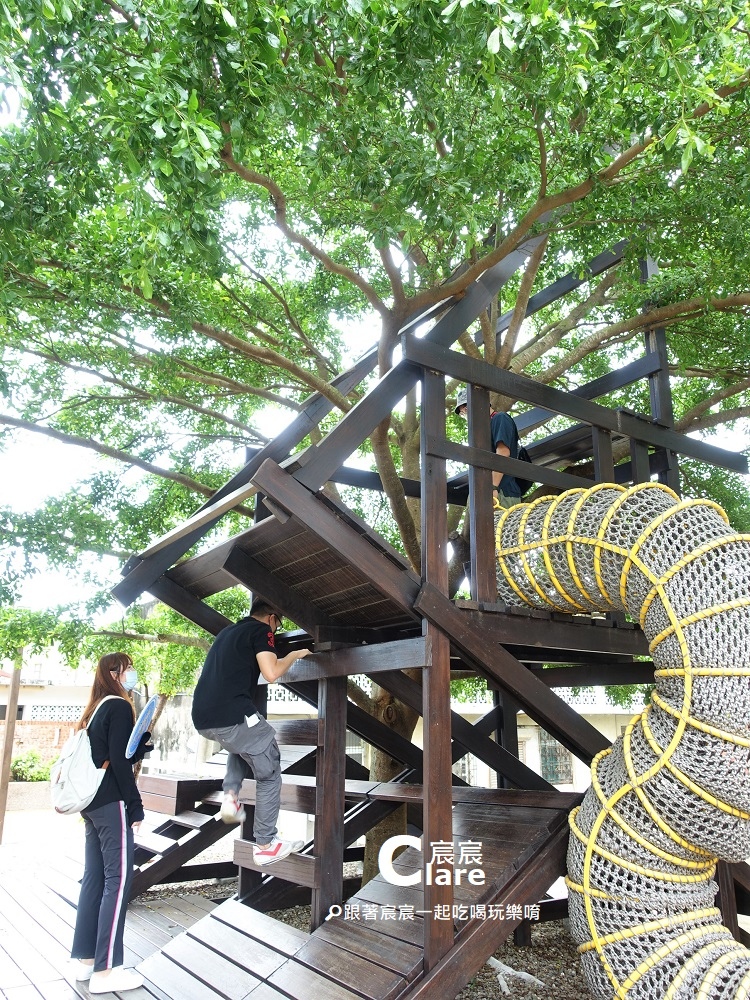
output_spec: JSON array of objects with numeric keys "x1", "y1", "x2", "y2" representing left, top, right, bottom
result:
[{"x1": 2, "y1": 2, "x2": 750, "y2": 834}]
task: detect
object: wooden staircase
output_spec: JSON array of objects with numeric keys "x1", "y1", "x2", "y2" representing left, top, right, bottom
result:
[{"x1": 136, "y1": 791, "x2": 574, "y2": 1000}]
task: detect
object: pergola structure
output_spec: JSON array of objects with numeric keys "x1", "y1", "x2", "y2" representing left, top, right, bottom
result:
[{"x1": 113, "y1": 241, "x2": 750, "y2": 1000}]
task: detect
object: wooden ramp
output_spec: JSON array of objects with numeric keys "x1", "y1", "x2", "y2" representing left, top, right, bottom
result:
[{"x1": 136, "y1": 793, "x2": 573, "y2": 1000}]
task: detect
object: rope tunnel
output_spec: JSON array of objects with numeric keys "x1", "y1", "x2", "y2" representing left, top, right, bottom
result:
[{"x1": 494, "y1": 483, "x2": 750, "y2": 1000}]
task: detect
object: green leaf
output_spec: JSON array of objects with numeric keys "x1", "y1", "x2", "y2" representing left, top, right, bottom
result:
[
  {"x1": 220, "y1": 6, "x2": 237, "y2": 28},
  {"x1": 193, "y1": 126, "x2": 212, "y2": 151},
  {"x1": 188, "y1": 89, "x2": 199, "y2": 113},
  {"x1": 487, "y1": 26, "x2": 501, "y2": 54}
]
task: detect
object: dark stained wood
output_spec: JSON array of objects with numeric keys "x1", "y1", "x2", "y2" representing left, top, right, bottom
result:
[
  {"x1": 252, "y1": 460, "x2": 421, "y2": 615},
  {"x1": 402, "y1": 335, "x2": 747, "y2": 474},
  {"x1": 416, "y1": 583, "x2": 611, "y2": 763},
  {"x1": 270, "y1": 719, "x2": 319, "y2": 746},
  {"x1": 466, "y1": 384, "x2": 495, "y2": 603},
  {"x1": 716, "y1": 861, "x2": 741, "y2": 942},
  {"x1": 224, "y1": 547, "x2": 330, "y2": 634},
  {"x1": 312, "y1": 676, "x2": 347, "y2": 929},
  {"x1": 516, "y1": 351, "x2": 661, "y2": 433},
  {"x1": 147, "y1": 574, "x2": 232, "y2": 636},
  {"x1": 113, "y1": 348, "x2": 378, "y2": 608},
  {"x1": 453, "y1": 602, "x2": 650, "y2": 656},
  {"x1": 159, "y1": 933, "x2": 264, "y2": 998},
  {"x1": 593, "y1": 426, "x2": 615, "y2": 482},
  {"x1": 130, "y1": 813, "x2": 233, "y2": 900},
  {"x1": 211, "y1": 899, "x2": 309, "y2": 956},
  {"x1": 188, "y1": 918, "x2": 288, "y2": 978},
  {"x1": 429, "y1": 435, "x2": 587, "y2": 493},
  {"x1": 284, "y1": 638, "x2": 427, "y2": 683},
  {"x1": 404, "y1": 824, "x2": 569, "y2": 1000},
  {"x1": 234, "y1": 841, "x2": 319, "y2": 887},
  {"x1": 293, "y1": 937, "x2": 406, "y2": 1000},
  {"x1": 496, "y1": 240, "x2": 628, "y2": 343},
  {"x1": 528, "y1": 661, "x2": 656, "y2": 687},
  {"x1": 267, "y1": 959, "x2": 366, "y2": 1000},
  {"x1": 630, "y1": 438, "x2": 651, "y2": 483},
  {"x1": 315, "y1": 917, "x2": 423, "y2": 981},
  {"x1": 373, "y1": 668, "x2": 552, "y2": 791},
  {"x1": 420, "y1": 369, "x2": 455, "y2": 970}
]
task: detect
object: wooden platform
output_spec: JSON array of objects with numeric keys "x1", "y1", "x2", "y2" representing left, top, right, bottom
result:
[
  {"x1": 137, "y1": 793, "x2": 572, "y2": 1000},
  {"x1": 0, "y1": 850, "x2": 216, "y2": 1000}
]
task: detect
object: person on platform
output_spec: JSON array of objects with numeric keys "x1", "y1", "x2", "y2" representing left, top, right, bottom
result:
[
  {"x1": 455, "y1": 386, "x2": 525, "y2": 594},
  {"x1": 454, "y1": 386, "x2": 523, "y2": 510},
  {"x1": 70, "y1": 652, "x2": 149, "y2": 994},
  {"x1": 191, "y1": 599, "x2": 312, "y2": 865}
]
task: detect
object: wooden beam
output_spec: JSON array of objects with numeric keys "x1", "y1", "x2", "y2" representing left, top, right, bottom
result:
[
  {"x1": 420, "y1": 369, "x2": 455, "y2": 968},
  {"x1": 312, "y1": 676, "x2": 347, "y2": 929},
  {"x1": 527, "y1": 661, "x2": 656, "y2": 687},
  {"x1": 284, "y1": 637, "x2": 427, "y2": 683},
  {"x1": 466, "y1": 385, "x2": 495, "y2": 603},
  {"x1": 428, "y1": 436, "x2": 588, "y2": 493},
  {"x1": 251, "y1": 459, "x2": 421, "y2": 614},
  {"x1": 451, "y1": 604, "x2": 649, "y2": 657},
  {"x1": 416, "y1": 584, "x2": 611, "y2": 763},
  {"x1": 223, "y1": 546, "x2": 330, "y2": 634},
  {"x1": 495, "y1": 240, "x2": 628, "y2": 340},
  {"x1": 403, "y1": 337, "x2": 748, "y2": 474},
  {"x1": 373, "y1": 669, "x2": 553, "y2": 791},
  {"x1": 406, "y1": 823, "x2": 569, "y2": 1000},
  {"x1": 112, "y1": 348, "x2": 378, "y2": 607},
  {"x1": 147, "y1": 575, "x2": 232, "y2": 636},
  {"x1": 515, "y1": 352, "x2": 661, "y2": 433}
]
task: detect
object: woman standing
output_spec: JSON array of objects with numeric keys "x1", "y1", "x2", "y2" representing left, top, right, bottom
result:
[{"x1": 70, "y1": 652, "x2": 146, "y2": 994}]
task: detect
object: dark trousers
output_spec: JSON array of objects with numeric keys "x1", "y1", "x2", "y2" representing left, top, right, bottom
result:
[{"x1": 71, "y1": 800, "x2": 134, "y2": 971}]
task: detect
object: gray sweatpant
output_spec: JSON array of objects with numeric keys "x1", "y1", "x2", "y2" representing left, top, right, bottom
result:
[
  {"x1": 199, "y1": 716, "x2": 282, "y2": 844},
  {"x1": 72, "y1": 800, "x2": 134, "y2": 971}
]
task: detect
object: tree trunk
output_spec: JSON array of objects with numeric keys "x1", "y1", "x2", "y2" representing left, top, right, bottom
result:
[
  {"x1": 0, "y1": 650, "x2": 23, "y2": 845},
  {"x1": 361, "y1": 680, "x2": 420, "y2": 885}
]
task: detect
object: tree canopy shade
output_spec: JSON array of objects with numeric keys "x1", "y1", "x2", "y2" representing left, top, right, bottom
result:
[{"x1": 2, "y1": 0, "x2": 750, "y2": 599}]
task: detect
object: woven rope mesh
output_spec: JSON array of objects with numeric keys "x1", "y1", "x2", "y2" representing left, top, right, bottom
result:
[{"x1": 495, "y1": 483, "x2": 750, "y2": 999}]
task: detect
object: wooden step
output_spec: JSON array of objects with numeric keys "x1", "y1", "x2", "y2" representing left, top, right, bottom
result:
[{"x1": 234, "y1": 841, "x2": 319, "y2": 887}]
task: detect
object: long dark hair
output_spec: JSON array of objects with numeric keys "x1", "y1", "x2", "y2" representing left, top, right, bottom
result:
[{"x1": 77, "y1": 652, "x2": 136, "y2": 730}]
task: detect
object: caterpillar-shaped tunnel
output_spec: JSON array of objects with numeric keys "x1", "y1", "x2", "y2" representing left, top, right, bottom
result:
[{"x1": 494, "y1": 483, "x2": 750, "y2": 1000}]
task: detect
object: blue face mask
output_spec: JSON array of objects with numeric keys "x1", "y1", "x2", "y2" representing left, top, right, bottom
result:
[{"x1": 121, "y1": 668, "x2": 139, "y2": 692}]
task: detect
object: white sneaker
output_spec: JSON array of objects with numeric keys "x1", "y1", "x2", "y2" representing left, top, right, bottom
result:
[
  {"x1": 252, "y1": 836, "x2": 303, "y2": 866},
  {"x1": 89, "y1": 967, "x2": 143, "y2": 994},
  {"x1": 72, "y1": 960, "x2": 94, "y2": 981},
  {"x1": 220, "y1": 793, "x2": 246, "y2": 824}
]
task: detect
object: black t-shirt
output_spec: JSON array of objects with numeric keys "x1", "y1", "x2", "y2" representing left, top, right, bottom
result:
[
  {"x1": 86, "y1": 697, "x2": 144, "y2": 822},
  {"x1": 191, "y1": 616, "x2": 276, "y2": 729},
  {"x1": 490, "y1": 411, "x2": 522, "y2": 498}
]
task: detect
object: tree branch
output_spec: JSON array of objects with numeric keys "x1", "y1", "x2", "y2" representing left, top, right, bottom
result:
[
  {"x1": 219, "y1": 144, "x2": 390, "y2": 318},
  {"x1": 496, "y1": 235, "x2": 548, "y2": 370},
  {"x1": 94, "y1": 629, "x2": 211, "y2": 649},
  {"x1": 0, "y1": 413, "x2": 222, "y2": 501}
]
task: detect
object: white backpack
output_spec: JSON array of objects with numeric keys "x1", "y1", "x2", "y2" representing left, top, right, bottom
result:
[{"x1": 50, "y1": 696, "x2": 122, "y2": 815}]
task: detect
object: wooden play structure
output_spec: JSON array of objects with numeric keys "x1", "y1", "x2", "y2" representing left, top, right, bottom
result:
[{"x1": 110, "y1": 241, "x2": 750, "y2": 1000}]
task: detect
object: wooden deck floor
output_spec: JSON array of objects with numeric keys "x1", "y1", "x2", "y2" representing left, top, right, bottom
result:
[{"x1": 0, "y1": 840, "x2": 217, "y2": 1000}]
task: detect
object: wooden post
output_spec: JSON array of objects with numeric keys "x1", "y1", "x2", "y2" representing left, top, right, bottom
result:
[
  {"x1": 311, "y1": 675, "x2": 346, "y2": 930},
  {"x1": 630, "y1": 438, "x2": 651, "y2": 484},
  {"x1": 467, "y1": 385, "x2": 495, "y2": 604},
  {"x1": 640, "y1": 257, "x2": 680, "y2": 494},
  {"x1": 420, "y1": 369, "x2": 454, "y2": 968},
  {"x1": 0, "y1": 650, "x2": 22, "y2": 845},
  {"x1": 592, "y1": 426, "x2": 615, "y2": 483},
  {"x1": 494, "y1": 689, "x2": 520, "y2": 791}
]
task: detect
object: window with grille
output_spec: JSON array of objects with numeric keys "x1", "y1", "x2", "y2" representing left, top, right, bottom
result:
[
  {"x1": 29, "y1": 705, "x2": 84, "y2": 722},
  {"x1": 346, "y1": 731, "x2": 364, "y2": 765},
  {"x1": 453, "y1": 753, "x2": 478, "y2": 786},
  {"x1": 0, "y1": 705, "x2": 24, "y2": 721},
  {"x1": 539, "y1": 729, "x2": 573, "y2": 784}
]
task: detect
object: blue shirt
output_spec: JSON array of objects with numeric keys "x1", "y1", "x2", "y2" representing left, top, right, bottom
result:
[{"x1": 490, "y1": 411, "x2": 522, "y2": 498}]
